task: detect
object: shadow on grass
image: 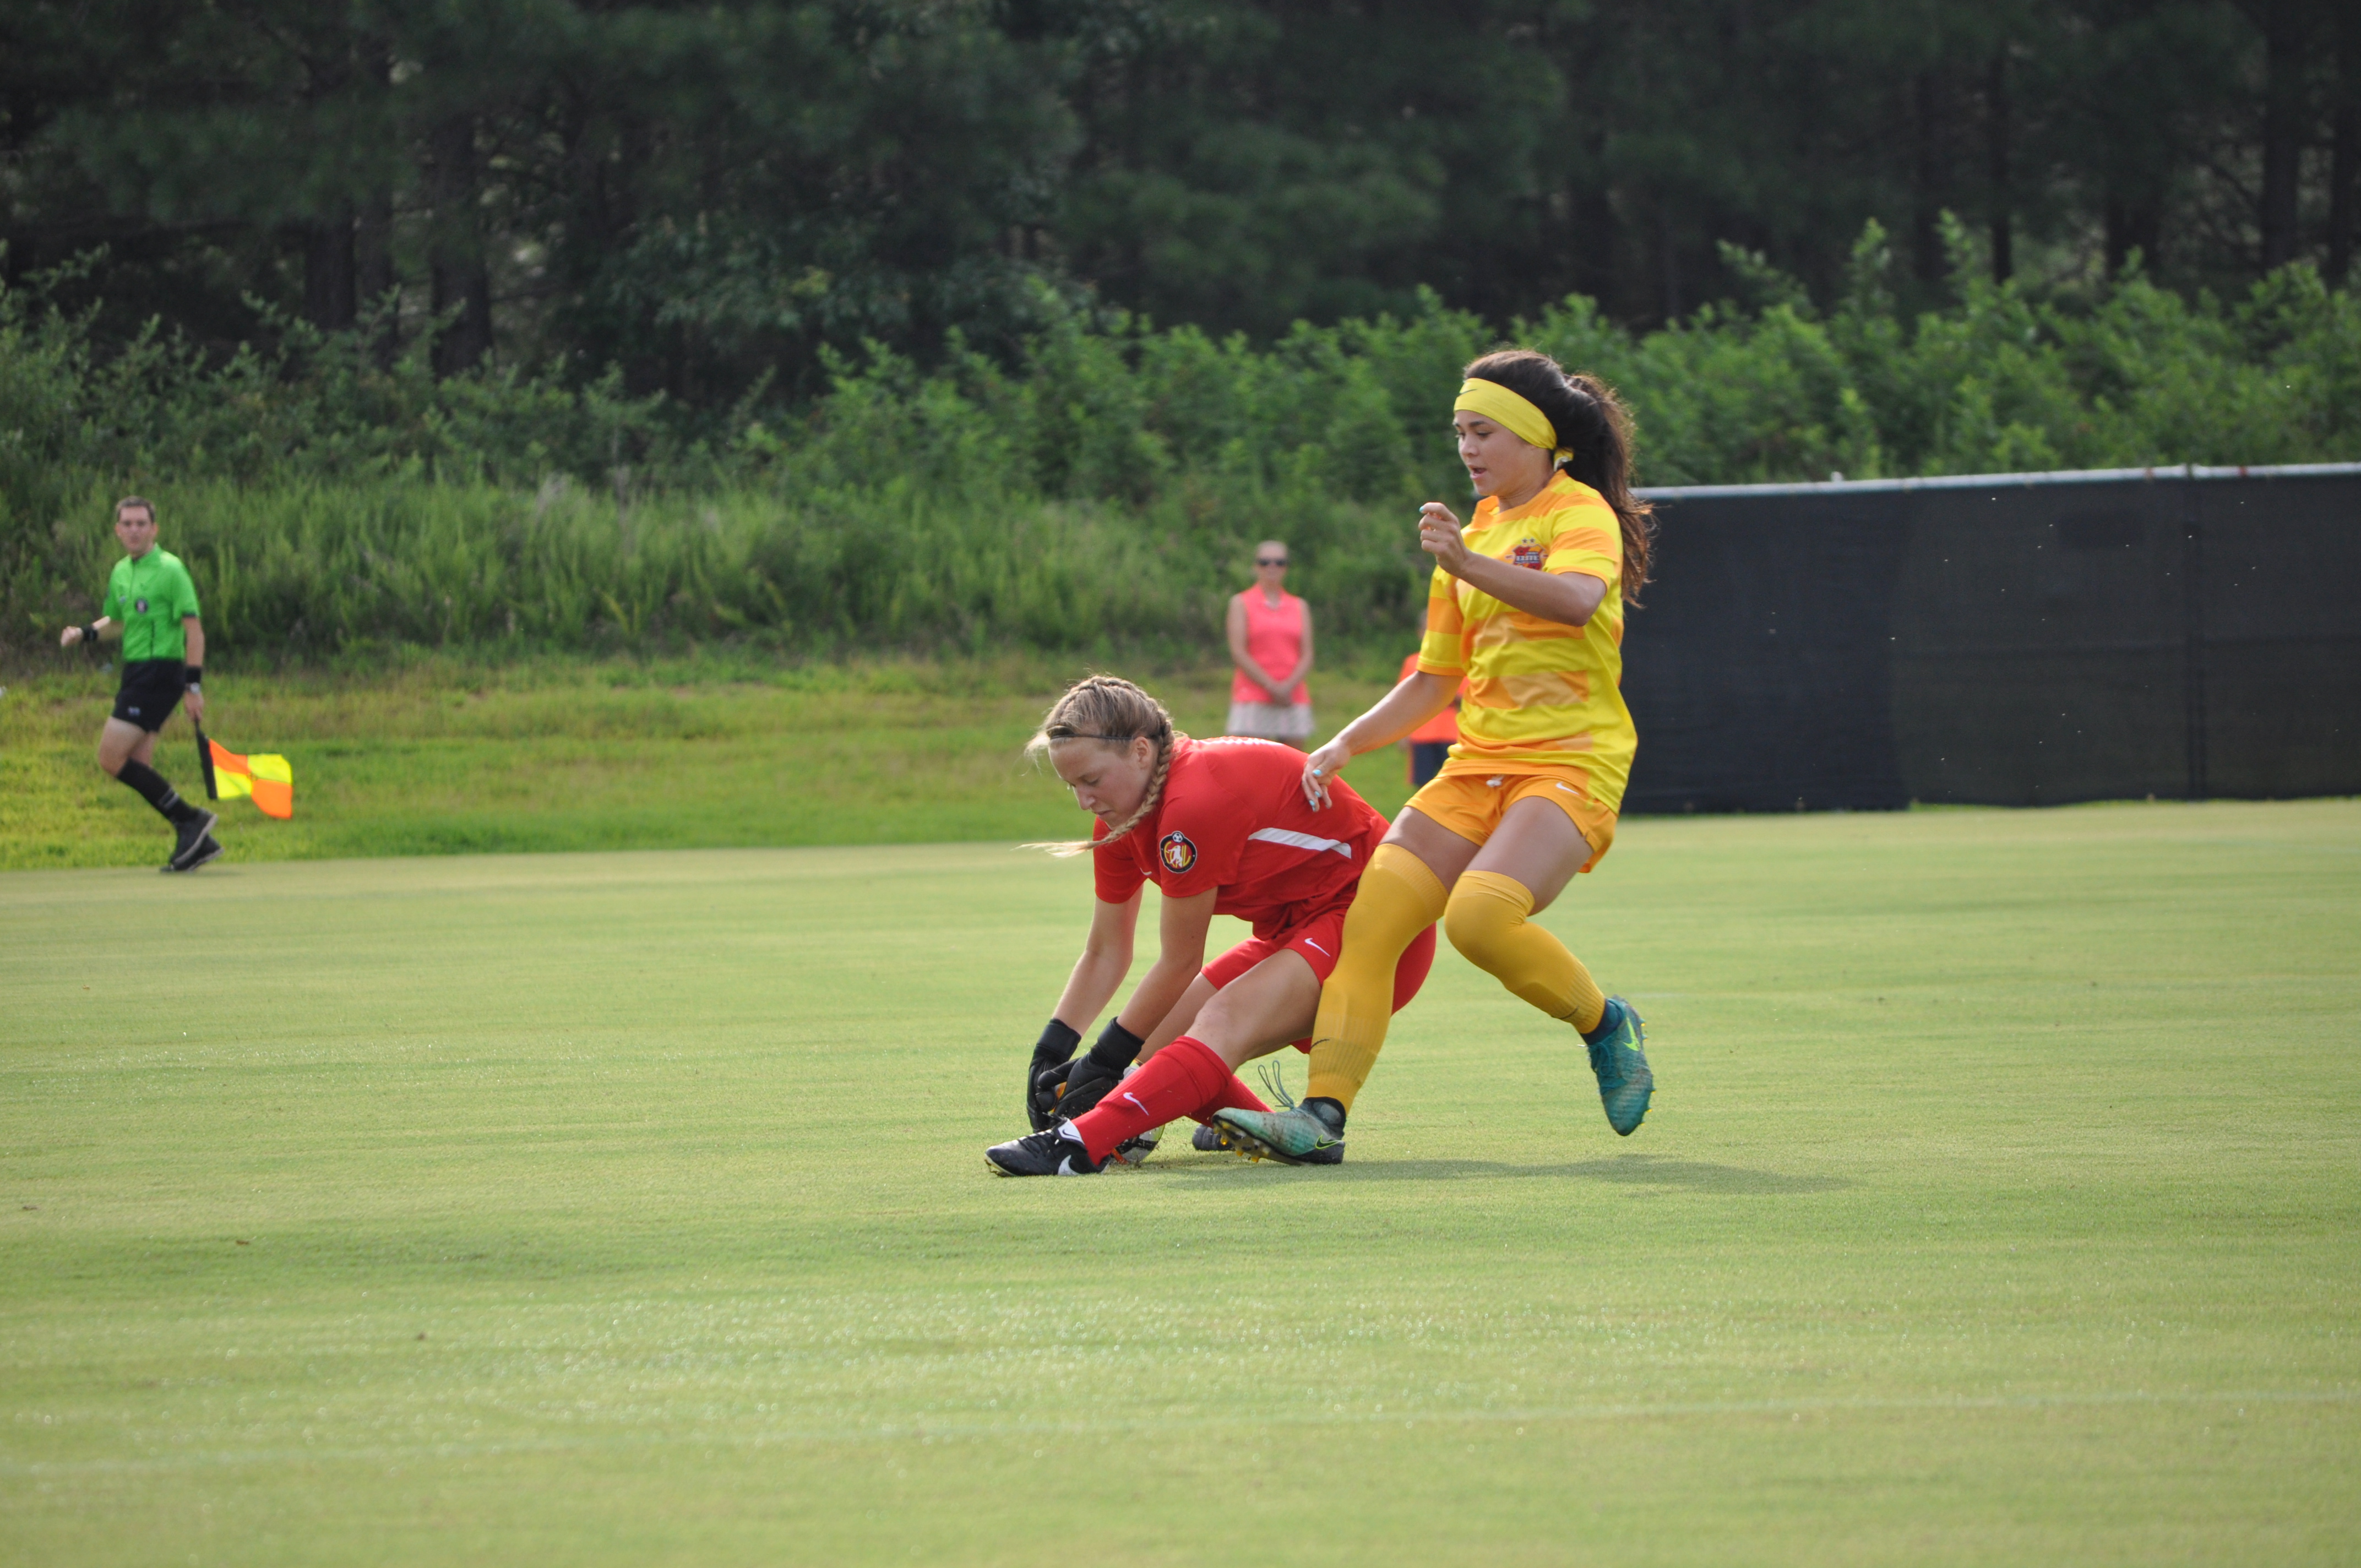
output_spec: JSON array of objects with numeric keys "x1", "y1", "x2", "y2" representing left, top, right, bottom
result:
[{"x1": 1153, "y1": 1152, "x2": 1852, "y2": 1194}]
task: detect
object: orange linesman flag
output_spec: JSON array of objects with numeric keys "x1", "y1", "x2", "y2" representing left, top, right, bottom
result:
[{"x1": 202, "y1": 734, "x2": 294, "y2": 819}]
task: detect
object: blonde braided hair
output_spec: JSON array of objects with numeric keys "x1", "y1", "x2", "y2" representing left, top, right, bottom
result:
[{"x1": 1023, "y1": 676, "x2": 1179, "y2": 857}]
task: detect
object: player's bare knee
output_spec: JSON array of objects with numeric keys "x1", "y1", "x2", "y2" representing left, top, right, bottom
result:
[{"x1": 1189, "y1": 994, "x2": 1248, "y2": 1055}]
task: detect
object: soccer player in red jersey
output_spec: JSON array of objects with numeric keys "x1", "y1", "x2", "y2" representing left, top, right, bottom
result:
[{"x1": 988, "y1": 676, "x2": 1436, "y2": 1176}]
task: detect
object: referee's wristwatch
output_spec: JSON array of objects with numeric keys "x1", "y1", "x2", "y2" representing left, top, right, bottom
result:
[{"x1": 183, "y1": 665, "x2": 202, "y2": 691}]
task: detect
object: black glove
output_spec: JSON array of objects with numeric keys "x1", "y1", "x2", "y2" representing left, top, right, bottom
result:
[
  {"x1": 1031, "y1": 1055, "x2": 1079, "y2": 1126},
  {"x1": 1056, "y1": 1055, "x2": 1123, "y2": 1119},
  {"x1": 1055, "y1": 1019, "x2": 1146, "y2": 1120},
  {"x1": 1026, "y1": 1019, "x2": 1080, "y2": 1131}
]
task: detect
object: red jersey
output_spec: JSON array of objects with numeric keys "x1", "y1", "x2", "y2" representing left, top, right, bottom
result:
[{"x1": 1092, "y1": 736, "x2": 1387, "y2": 933}]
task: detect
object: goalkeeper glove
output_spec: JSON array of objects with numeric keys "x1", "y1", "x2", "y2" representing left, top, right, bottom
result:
[
  {"x1": 1026, "y1": 1019, "x2": 1081, "y2": 1131},
  {"x1": 1055, "y1": 1019, "x2": 1146, "y2": 1120}
]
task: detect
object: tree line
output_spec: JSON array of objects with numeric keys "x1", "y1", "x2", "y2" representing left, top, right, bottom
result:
[{"x1": 4, "y1": 0, "x2": 2357, "y2": 410}]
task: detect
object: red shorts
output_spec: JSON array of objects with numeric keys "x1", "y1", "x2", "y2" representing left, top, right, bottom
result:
[{"x1": 1202, "y1": 902, "x2": 1438, "y2": 1052}]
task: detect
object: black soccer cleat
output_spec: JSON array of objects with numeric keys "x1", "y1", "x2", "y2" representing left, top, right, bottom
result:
[
  {"x1": 162, "y1": 835, "x2": 224, "y2": 874},
  {"x1": 986, "y1": 1125, "x2": 1107, "y2": 1177},
  {"x1": 168, "y1": 810, "x2": 219, "y2": 870}
]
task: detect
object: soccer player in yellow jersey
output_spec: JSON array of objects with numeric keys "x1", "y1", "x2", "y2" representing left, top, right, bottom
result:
[{"x1": 1214, "y1": 350, "x2": 1658, "y2": 1162}]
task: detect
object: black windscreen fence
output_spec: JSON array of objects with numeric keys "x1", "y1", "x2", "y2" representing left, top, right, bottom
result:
[{"x1": 1620, "y1": 465, "x2": 2361, "y2": 813}]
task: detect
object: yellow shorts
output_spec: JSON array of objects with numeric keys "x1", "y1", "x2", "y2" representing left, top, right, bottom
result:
[{"x1": 1403, "y1": 766, "x2": 1618, "y2": 873}]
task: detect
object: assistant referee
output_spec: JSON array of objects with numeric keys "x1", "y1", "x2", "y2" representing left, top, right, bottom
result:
[{"x1": 57, "y1": 496, "x2": 221, "y2": 872}]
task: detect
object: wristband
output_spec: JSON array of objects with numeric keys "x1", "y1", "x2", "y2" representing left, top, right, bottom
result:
[
  {"x1": 1085, "y1": 1019, "x2": 1146, "y2": 1071},
  {"x1": 183, "y1": 666, "x2": 202, "y2": 688},
  {"x1": 1032, "y1": 1018, "x2": 1081, "y2": 1063},
  {"x1": 82, "y1": 623, "x2": 101, "y2": 645}
]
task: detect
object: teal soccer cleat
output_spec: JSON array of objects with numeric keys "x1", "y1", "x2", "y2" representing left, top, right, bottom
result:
[
  {"x1": 1210, "y1": 1062, "x2": 1343, "y2": 1164},
  {"x1": 1209, "y1": 1103, "x2": 1342, "y2": 1164},
  {"x1": 1584, "y1": 997, "x2": 1653, "y2": 1135}
]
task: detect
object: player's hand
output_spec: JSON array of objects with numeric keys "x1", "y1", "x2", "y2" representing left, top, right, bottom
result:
[
  {"x1": 1026, "y1": 1019, "x2": 1081, "y2": 1130},
  {"x1": 1418, "y1": 502, "x2": 1472, "y2": 575},
  {"x1": 1302, "y1": 738, "x2": 1351, "y2": 809},
  {"x1": 1029, "y1": 1055, "x2": 1125, "y2": 1125},
  {"x1": 59, "y1": 625, "x2": 81, "y2": 649},
  {"x1": 1029, "y1": 1058, "x2": 1077, "y2": 1130},
  {"x1": 1056, "y1": 1054, "x2": 1126, "y2": 1119}
]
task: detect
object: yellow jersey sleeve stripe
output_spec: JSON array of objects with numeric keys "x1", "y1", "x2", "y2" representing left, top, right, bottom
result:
[
  {"x1": 1550, "y1": 524, "x2": 1619, "y2": 556},
  {"x1": 1546, "y1": 548, "x2": 1619, "y2": 579}
]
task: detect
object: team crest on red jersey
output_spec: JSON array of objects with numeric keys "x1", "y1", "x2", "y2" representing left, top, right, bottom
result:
[
  {"x1": 1158, "y1": 831, "x2": 1198, "y2": 873},
  {"x1": 1509, "y1": 537, "x2": 1546, "y2": 570}
]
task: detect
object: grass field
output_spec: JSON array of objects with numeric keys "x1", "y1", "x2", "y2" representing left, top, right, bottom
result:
[
  {"x1": 3, "y1": 799, "x2": 2355, "y2": 1564},
  {"x1": 0, "y1": 658, "x2": 1412, "y2": 870}
]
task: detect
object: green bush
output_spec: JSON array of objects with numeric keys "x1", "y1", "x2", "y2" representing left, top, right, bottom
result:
[{"x1": 6, "y1": 228, "x2": 2357, "y2": 663}]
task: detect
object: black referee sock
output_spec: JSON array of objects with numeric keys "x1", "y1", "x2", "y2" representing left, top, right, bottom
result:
[{"x1": 116, "y1": 760, "x2": 200, "y2": 826}]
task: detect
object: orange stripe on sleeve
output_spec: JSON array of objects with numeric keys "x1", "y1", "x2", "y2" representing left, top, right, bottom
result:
[{"x1": 1549, "y1": 524, "x2": 1618, "y2": 557}]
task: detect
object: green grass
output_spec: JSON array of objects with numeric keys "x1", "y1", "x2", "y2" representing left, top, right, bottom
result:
[
  {"x1": 3, "y1": 801, "x2": 2355, "y2": 1564},
  {"x1": 0, "y1": 657, "x2": 1414, "y2": 869}
]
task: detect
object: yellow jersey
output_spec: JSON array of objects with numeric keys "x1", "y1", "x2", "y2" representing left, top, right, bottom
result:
[{"x1": 1415, "y1": 471, "x2": 1636, "y2": 810}]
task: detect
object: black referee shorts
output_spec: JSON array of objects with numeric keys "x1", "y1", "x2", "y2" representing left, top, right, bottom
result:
[{"x1": 111, "y1": 659, "x2": 186, "y2": 732}]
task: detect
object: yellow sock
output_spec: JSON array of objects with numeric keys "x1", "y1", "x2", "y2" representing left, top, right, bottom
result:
[
  {"x1": 1443, "y1": 870, "x2": 1606, "y2": 1034},
  {"x1": 1305, "y1": 844, "x2": 1449, "y2": 1110}
]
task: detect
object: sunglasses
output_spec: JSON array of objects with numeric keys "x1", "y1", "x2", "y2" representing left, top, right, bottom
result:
[{"x1": 1256, "y1": 558, "x2": 1288, "y2": 567}]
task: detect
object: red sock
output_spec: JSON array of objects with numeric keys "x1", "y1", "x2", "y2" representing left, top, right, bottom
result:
[
  {"x1": 1193, "y1": 1071, "x2": 1268, "y2": 1124},
  {"x1": 1394, "y1": 922, "x2": 1438, "y2": 1011},
  {"x1": 1070, "y1": 1037, "x2": 1233, "y2": 1161}
]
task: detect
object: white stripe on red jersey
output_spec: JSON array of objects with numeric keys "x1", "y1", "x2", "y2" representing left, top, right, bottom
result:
[{"x1": 1093, "y1": 736, "x2": 1388, "y2": 932}]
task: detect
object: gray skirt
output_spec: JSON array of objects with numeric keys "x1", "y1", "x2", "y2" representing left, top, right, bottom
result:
[{"x1": 1226, "y1": 701, "x2": 1316, "y2": 741}]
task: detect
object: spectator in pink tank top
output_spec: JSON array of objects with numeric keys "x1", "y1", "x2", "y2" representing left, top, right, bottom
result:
[{"x1": 1226, "y1": 539, "x2": 1315, "y2": 742}]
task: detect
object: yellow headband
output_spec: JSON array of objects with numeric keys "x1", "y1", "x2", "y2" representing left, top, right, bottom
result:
[{"x1": 1455, "y1": 379, "x2": 1566, "y2": 460}]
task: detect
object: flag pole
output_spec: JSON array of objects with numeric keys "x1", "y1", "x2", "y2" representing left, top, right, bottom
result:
[{"x1": 194, "y1": 725, "x2": 220, "y2": 801}]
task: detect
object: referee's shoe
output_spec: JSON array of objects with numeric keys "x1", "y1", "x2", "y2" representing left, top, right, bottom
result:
[{"x1": 166, "y1": 810, "x2": 220, "y2": 872}]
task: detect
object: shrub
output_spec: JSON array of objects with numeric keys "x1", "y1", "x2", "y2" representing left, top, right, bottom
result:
[{"x1": 6, "y1": 230, "x2": 2355, "y2": 662}]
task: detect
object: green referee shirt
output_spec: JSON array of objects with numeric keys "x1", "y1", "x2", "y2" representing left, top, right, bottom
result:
[{"x1": 101, "y1": 548, "x2": 202, "y2": 662}]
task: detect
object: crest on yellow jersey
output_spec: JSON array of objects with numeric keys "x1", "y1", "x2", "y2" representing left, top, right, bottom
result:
[{"x1": 1509, "y1": 537, "x2": 1546, "y2": 570}]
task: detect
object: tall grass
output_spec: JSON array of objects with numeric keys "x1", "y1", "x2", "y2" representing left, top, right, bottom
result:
[
  {"x1": 7, "y1": 222, "x2": 2357, "y2": 663},
  {"x1": 76, "y1": 476, "x2": 1375, "y2": 660}
]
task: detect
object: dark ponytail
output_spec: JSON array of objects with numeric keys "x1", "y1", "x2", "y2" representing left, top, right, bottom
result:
[{"x1": 1463, "y1": 349, "x2": 1656, "y2": 603}]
